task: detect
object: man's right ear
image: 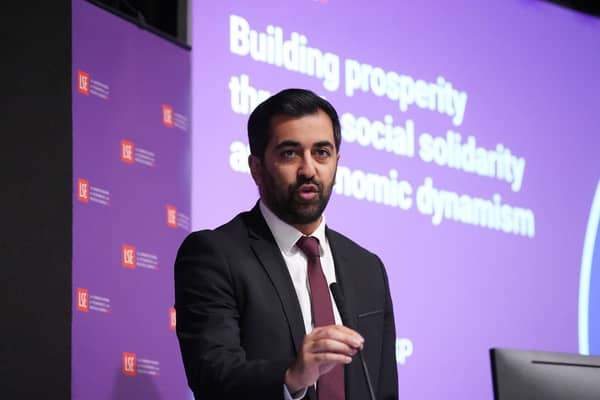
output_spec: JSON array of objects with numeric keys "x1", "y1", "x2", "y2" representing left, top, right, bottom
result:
[{"x1": 248, "y1": 155, "x2": 263, "y2": 187}]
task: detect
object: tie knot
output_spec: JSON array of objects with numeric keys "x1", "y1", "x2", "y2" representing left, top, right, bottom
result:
[{"x1": 296, "y1": 236, "x2": 320, "y2": 259}]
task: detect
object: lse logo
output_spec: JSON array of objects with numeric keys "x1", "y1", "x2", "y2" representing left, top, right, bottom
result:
[
  {"x1": 77, "y1": 178, "x2": 89, "y2": 203},
  {"x1": 77, "y1": 288, "x2": 89, "y2": 312},
  {"x1": 162, "y1": 104, "x2": 174, "y2": 127},
  {"x1": 122, "y1": 352, "x2": 137, "y2": 376},
  {"x1": 169, "y1": 307, "x2": 176, "y2": 330},
  {"x1": 166, "y1": 205, "x2": 177, "y2": 228},
  {"x1": 121, "y1": 140, "x2": 134, "y2": 164},
  {"x1": 77, "y1": 70, "x2": 90, "y2": 95},
  {"x1": 122, "y1": 245, "x2": 136, "y2": 268}
]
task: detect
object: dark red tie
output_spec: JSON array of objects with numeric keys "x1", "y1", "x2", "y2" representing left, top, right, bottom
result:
[{"x1": 296, "y1": 236, "x2": 345, "y2": 400}]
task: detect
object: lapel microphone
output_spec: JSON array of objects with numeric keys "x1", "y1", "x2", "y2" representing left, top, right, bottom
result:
[{"x1": 330, "y1": 283, "x2": 377, "y2": 400}]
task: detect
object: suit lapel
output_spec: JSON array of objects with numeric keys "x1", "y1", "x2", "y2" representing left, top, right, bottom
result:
[
  {"x1": 327, "y1": 227, "x2": 363, "y2": 400},
  {"x1": 245, "y1": 205, "x2": 306, "y2": 354},
  {"x1": 326, "y1": 227, "x2": 359, "y2": 328}
]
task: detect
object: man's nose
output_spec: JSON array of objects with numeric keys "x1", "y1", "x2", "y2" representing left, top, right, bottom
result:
[{"x1": 298, "y1": 152, "x2": 316, "y2": 178}]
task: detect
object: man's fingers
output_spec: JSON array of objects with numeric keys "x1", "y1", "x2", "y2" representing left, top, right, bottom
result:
[
  {"x1": 286, "y1": 325, "x2": 364, "y2": 391},
  {"x1": 311, "y1": 352, "x2": 353, "y2": 365},
  {"x1": 309, "y1": 325, "x2": 364, "y2": 349},
  {"x1": 309, "y1": 338, "x2": 358, "y2": 356}
]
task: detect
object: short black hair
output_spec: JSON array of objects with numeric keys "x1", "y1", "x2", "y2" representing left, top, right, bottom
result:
[{"x1": 247, "y1": 88, "x2": 341, "y2": 160}]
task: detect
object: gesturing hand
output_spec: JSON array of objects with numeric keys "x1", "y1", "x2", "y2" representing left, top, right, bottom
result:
[{"x1": 284, "y1": 324, "x2": 364, "y2": 394}]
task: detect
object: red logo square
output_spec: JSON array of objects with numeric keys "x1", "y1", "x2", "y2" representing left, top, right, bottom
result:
[
  {"x1": 166, "y1": 205, "x2": 177, "y2": 228},
  {"x1": 77, "y1": 178, "x2": 89, "y2": 203},
  {"x1": 169, "y1": 307, "x2": 176, "y2": 331},
  {"x1": 122, "y1": 245, "x2": 136, "y2": 268},
  {"x1": 120, "y1": 140, "x2": 135, "y2": 164},
  {"x1": 162, "y1": 104, "x2": 174, "y2": 127},
  {"x1": 77, "y1": 288, "x2": 89, "y2": 312},
  {"x1": 77, "y1": 70, "x2": 90, "y2": 95},
  {"x1": 122, "y1": 352, "x2": 137, "y2": 376}
]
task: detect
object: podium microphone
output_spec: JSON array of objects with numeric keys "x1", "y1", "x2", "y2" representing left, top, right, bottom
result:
[{"x1": 330, "y1": 283, "x2": 377, "y2": 400}]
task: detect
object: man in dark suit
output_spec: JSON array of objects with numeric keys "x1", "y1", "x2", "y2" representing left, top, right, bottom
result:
[{"x1": 175, "y1": 89, "x2": 398, "y2": 400}]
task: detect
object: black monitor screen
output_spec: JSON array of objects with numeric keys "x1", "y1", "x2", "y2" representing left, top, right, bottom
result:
[{"x1": 490, "y1": 348, "x2": 600, "y2": 400}]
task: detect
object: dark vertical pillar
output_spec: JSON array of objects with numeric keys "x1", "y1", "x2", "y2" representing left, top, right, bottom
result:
[{"x1": 0, "y1": 1, "x2": 72, "y2": 399}]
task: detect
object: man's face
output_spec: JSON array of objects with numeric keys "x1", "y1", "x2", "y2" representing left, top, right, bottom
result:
[{"x1": 249, "y1": 109, "x2": 339, "y2": 232}]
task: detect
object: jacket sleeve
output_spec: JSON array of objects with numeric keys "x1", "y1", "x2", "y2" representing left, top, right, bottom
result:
[{"x1": 174, "y1": 231, "x2": 292, "y2": 399}]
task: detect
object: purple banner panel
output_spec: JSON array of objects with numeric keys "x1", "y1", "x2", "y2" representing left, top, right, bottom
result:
[
  {"x1": 72, "y1": 1, "x2": 191, "y2": 399},
  {"x1": 191, "y1": 1, "x2": 600, "y2": 399}
]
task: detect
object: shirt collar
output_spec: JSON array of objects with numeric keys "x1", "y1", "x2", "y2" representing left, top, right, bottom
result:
[{"x1": 259, "y1": 200, "x2": 327, "y2": 256}]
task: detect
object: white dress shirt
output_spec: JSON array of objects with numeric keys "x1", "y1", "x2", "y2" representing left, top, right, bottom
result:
[
  {"x1": 259, "y1": 201, "x2": 342, "y2": 399},
  {"x1": 260, "y1": 201, "x2": 342, "y2": 331}
]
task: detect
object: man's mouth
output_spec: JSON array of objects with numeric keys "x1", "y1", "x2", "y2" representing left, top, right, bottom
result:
[{"x1": 295, "y1": 184, "x2": 319, "y2": 201}]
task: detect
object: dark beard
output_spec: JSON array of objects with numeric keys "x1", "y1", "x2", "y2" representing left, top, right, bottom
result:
[{"x1": 262, "y1": 173, "x2": 334, "y2": 227}]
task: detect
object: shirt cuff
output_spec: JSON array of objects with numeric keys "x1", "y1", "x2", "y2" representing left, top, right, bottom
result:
[{"x1": 283, "y1": 384, "x2": 308, "y2": 400}]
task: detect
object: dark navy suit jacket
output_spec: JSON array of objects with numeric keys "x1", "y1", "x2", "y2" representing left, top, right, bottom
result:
[{"x1": 175, "y1": 204, "x2": 398, "y2": 399}]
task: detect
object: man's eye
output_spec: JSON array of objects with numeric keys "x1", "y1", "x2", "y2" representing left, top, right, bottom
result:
[
  {"x1": 281, "y1": 150, "x2": 296, "y2": 159},
  {"x1": 315, "y1": 149, "x2": 331, "y2": 158}
]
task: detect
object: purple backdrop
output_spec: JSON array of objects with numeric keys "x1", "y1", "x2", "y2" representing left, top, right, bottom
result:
[
  {"x1": 72, "y1": 1, "x2": 191, "y2": 399},
  {"x1": 191, "y1": 1, "x2": 600, "y2": 399}
]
